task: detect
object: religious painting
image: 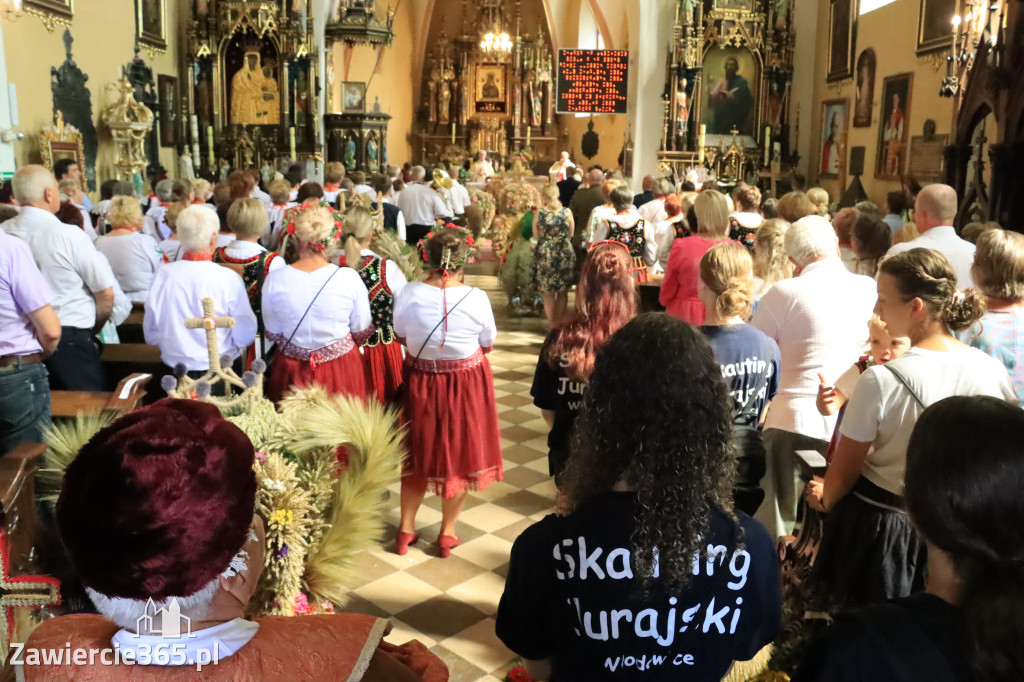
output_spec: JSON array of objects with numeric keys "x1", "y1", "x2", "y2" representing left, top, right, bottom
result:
[
  {"x1": 700, "y1": 46, "x2": 758, "y2": 136},
  {"x1": 24, "y1": 0, "x2": 73, "y2": 23},
  {"x1": 193, "y1": 61, "x2": 214, "y2": 130},
  {"x1": 853, "y1": 48, "x2": 876, "y2": 127},
  {"x1": 290, "y1": 61, "x2": 312, "y2": 129},
  {"x1": 475, "y1": 65, "x2": 508, "y2": 115},
  {"x1": 135, "y1": 0, "x2": 166, "y2": 51},
  {"x1": 819, "y1": 98, "x2": 848, "y2": 179},
  {"x1": 226, "y1": 35, "x2": 281, "y2": 126},
  {"x1": 827, "y1": 0, "x2": 858, "y2": 82},
  {"x1": 713, "y1": 0, "x2": 754, "y2": 12},
  {"x1": 875, "y1": 73, "x2": 913, "y2": 179},
  {"x1": 342, "y1": 82, "x2": 366, "y2": 113},
  {"x1": 157, "y1": 75, "x2": 178, "y2": 148},
  {"x1": 917, "y1": 0, "x2": 956, "y2": 54}
]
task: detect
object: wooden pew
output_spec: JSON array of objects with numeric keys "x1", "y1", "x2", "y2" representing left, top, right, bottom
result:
[
  {"x1": 116, "y1": 302, "x2": 147, "y2": 345},
  {"x1": 50, "y1": 372, "x2": 152, "y2": 417}
]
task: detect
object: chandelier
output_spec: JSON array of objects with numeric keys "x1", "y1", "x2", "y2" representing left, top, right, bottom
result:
[{"x1": 480, "y1": 29, "x2": 513, "y2": 57}]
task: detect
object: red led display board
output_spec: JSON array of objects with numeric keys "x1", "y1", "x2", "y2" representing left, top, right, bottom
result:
[{"x1": 556, "y1": 49, "x2": 629, "y2": 115}]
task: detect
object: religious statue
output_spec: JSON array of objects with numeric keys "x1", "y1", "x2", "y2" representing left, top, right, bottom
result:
[
  {"x1": 439, "y1": 82, "x2": 451, "y2": 125},
  {"x1": 179, "y1": 149, "x2": 196, "y2": 181},
  {"x1": 231, "y1": 46, "x2": 281, "y2": 125},
  {"x1": 367, "y1": 138, "x2": 378, "y2": 166},
  {"x1": 344, "y1": 138, "x2": 357, "y2": 170},
  {"x1": 261, "y1": 161, "x2": 274, "y2": 186},
  {"x1": 675, "y1": 79, "x2": 689, "y2": 137},
  {"x1": 219, "y1": 159, "x2": 231, "y2": 182},
  {"x1": 530, "y1": 83, "x2": 542, "y2": 128},
  {"x1": 196, "y1": 69, "x2": 213, "y2": 129},
  {"x1": 295, "y1": 71, "x2": 310, "y2": 127}
]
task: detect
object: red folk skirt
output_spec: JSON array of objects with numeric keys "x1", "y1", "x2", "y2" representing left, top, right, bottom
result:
[
  {"x1": 364, "y1": 341, "x2": 404, "y2": 404},
  {"x1": 267, "y1": 335, "x2": 368, "y2": 404},
  {"x1": 401, "y1": 349, "x2": 504, "y2": 498}
]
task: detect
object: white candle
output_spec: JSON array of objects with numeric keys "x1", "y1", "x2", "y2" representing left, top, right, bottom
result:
[
  {"x1": 289, "y1": 127, "x2": 297, "y2": 161},
  {"x1": 207, "y1": 126, "x2": 215, "y2": 168},
  {"x1": 526, "y1": 126, "x2": 531, "y2": 147},
  {"x1": 764, "y1": 126, "x2": 772, "y2": 167},
  {"x1": 451, "y1": 122, "x2": 456, "y2": 144},
  {"x1": 698, "y1": 123, "x2": 706, "y2": 165}
]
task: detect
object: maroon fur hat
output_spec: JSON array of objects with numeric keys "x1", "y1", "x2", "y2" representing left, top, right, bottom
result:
[{"x1": 57, "y1": 399, "x2": 257, "y2": 600}]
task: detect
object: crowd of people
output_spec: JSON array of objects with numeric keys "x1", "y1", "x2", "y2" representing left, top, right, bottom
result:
[{"x1": 2, "y1": 154, "x2": 1024, "y2": 681}]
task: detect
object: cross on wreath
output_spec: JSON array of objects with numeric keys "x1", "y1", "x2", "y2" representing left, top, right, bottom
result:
[
  {"x1": 184, "y1": 297, "x2": 236, "y2": 373},
  {"x1": 0, "y1": 526, "x2": 61, "y2": 657}
]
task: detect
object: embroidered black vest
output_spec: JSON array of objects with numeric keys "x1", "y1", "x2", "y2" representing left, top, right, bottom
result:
[
  {"x1": 606, "y1": 219, "x2": 648, "y2": 260},
  {"x1": 345, "y1": 255, "x2": 397, "y2": 347},
  {"x1": 213, "y1": 248, "x2": 279, "y2": 320}
]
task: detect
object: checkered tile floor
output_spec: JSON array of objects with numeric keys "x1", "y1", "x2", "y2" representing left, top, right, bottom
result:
[{"x1": 338, "y1": 265, "x2": 555, "y2": 681}]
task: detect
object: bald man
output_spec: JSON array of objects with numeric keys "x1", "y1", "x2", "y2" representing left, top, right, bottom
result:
[
  {"x1": 883, "y1": 183, "x2": 975, "y2": 289},
  {"x1": 633, "y1": 174, "x2": 656, "y2": 209}
]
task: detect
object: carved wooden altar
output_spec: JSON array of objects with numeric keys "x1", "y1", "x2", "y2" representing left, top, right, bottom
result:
[
  {"x1": 415, "y1": 0, "x2": 557, "y2": 168},
  {"x1": 658, "y1": 0, "x2": 795, "y2": 186},
  {"x1": 185, "y1": 0, "x2": 319, "y2": 177},
  {"x1": 324, "y1": 113, "x2": 390, "y2": 174}
]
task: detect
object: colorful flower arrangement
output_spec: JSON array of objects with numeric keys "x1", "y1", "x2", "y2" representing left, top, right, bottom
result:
[
  {"x1": 416, "y1": 223, "x2": 477, "y2": 269},
  {"x1": 280, "y1": 200, "x2": 345, "y2": 261}
]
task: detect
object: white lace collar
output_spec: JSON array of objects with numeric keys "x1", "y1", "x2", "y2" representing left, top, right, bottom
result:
[{"x1": 111, "y1": 618, "x2": 259, "y2": 666}]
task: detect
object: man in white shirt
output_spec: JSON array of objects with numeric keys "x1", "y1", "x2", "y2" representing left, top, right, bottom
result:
[
  {"x1": 883, "y1": 183, "x2": 975, "y2": 289},
  {"x1": 350, "y1": 171, "x2": 376, "y2": 200},
  {"x1": 396, "y1": 166, "x2": 452, "y2": 245},
  {"x1": 144, "y1": 205, "x2": 257, "y2": 375},
  {"x1": 637, "y1": 177, "x2": 673, "y2": 225},
  {"x1": 2, "y1": 165, "x2": 116, "y2": 391},
  {"x1": 449, "y1": 175, "x2": 471, "y2": 221},
  {"x1": 751, "y1": 216, "x2": 877, "y2": 537}
]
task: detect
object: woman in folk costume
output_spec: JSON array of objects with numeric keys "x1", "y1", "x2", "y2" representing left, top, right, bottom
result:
[
  {"x1": 393, "y1": 228, "x2": 503, "y2": 558},
  {"x1": 214, "y1": 198, "x2": 285, "y2": 364},
  {"x1": 262, "y1": 201, "x2": 373, "y2": 403},
  {"x1": 590, "y1": 184, "x2": 657, "y2": 283},
  {"x1": 337, "y1": 205, "x2": 409, "y2": 403},
  {"x1": 25, "y1": 399, "x2": 447, "y2": 681}
]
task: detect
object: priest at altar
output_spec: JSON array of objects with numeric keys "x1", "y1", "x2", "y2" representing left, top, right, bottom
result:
[
  {"x1": 23, "y1": 399, "x2": 448, "y2": 681},
  {"x1": 469, "y1": 151, "x2": 496, "y2": 183},
  {"x1": 548, "y1": 151, "x2": 575, "y2": 182}
]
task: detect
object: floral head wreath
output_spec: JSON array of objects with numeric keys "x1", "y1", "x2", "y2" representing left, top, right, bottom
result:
[
  {"x1": 282, "y1": 200, "x2": 344, "y2": 254},
  {"x1": 417, "y1": 223, "x2": 477, "y2": 270}
]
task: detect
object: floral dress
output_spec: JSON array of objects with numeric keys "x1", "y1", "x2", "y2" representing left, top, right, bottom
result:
[{"x1": 531, "y1": 207, "x2": 576, "y2": 293}]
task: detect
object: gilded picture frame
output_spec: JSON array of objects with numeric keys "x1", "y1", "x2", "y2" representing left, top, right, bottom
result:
[
  {"x1": 24, "y1": 0, "x2": 73, "y2": 27},
  {"x1": 917, "y1": 0, "x2": 956, "y2": 54},
  {"x1": 136, "y1": 0, "x2": 167, "y2": 52},
  {"x1": 39, "y1": 112, "x2": 85, "y2": 177},
  {"x1": 875, "y1": 73, "x2": 913, "y2": 180},
  {"x1": 342, "y1": 82, "x2": 366, "y2": 113},
  {"x1": 827, "y1": 0, "x2": 858, "y2": 83},
  {"x1": 475, "y1": 64, "x2": 508, "y2": 115},
  {"x1": 819, "y1": 98, "x2": 848, "y2": 179}
]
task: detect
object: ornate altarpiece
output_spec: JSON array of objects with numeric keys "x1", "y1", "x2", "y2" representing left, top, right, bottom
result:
[
  {"x1": 658, "y1": 0, "x2": 795, "y2": 188},
  {"x1": 185, "y1": 0, "x2": 319, "y2": 175},
  {"x1": 416, "y1": 0, "x2": 556, "y2": 168}
]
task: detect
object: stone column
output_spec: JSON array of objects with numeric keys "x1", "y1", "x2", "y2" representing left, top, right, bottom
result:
[{"x1": 626, "y1": 0, "x2": 676, "y2": 192}]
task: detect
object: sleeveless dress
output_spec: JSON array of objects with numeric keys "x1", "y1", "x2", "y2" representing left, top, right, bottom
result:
[
  {"x1": 339, "y1": 254, "x2": 404, "y2": 403},
  {"x1": 531, "y1": 207, "x2": 576, "y2": 293},
  {"x1": 606, "y1": 217, "x2": 650, "y2": 282}
]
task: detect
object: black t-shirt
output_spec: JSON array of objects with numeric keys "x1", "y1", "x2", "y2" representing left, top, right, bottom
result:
[
  {"x1": 700, "y1": 324, "x2": 781, "y2": 429},
  {"x1": 793, "y1": 593, "x2": 972, "y2": 682},
  {"x1": 531, "y1": 330, "x2": 585, "y2": 464},
  {"x1": 496, "y1": 492, "x2": 782, "y2": 681}
]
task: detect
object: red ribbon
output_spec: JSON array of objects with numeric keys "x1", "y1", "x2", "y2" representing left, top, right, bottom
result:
[
  {"x1": 440, "y1": 270, "x2": 450, "y2": 349},
  {"x1": 309, "y1": 352, "x2": 323, "y2": 370}
]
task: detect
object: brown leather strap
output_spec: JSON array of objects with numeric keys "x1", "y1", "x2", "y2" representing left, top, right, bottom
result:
[{"x1": 0, "y1": 353, "x2": 43, "y2": 368}]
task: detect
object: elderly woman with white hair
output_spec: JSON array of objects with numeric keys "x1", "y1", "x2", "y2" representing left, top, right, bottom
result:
[
  {"x1": 749, "y1": 215, "x2": 877, "y2": 538},
  {"x1": 144, "y1": 205, "x2": 257, "y2": 378},
  {"x1": 94, "y1": 196, "x2": 162, "y2": 303}
]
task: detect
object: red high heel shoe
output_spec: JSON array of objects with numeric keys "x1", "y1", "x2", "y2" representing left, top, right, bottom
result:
[
  {"x1": 437, "y1": 534, "x2": 461, "y2": 558},
  {"x1": 396, "y1": 531, "x2": 419, "y2": 556}
]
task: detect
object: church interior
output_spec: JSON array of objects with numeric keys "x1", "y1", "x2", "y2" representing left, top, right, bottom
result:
[{"x1": 0, "y1": 0, "x2": 1023, "y2": 680}]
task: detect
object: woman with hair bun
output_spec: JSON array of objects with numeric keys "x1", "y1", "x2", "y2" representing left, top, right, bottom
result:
[
  {"x1": 393, "y1": 228, "x2": 502, "y2": 558},
  {"x1": 699, "y1": 242, "x2": 781, "y2": 515},
  {"x1": 498, "y1": 314, "x2": 781, "y2": 682},
  {"x1": 336, "y1": 205, "x2": 408, "y2": 403},
  {"x1": 796, "y1": 395, "x2": 1024, "y2": 682},
  {"x1": 531, "y1": 242, "x2": 638, "y2": 481},
  {"x1": 261, "y1": 202, "x2": 372, "y2": 403},
  {"x1": 806, "y1": 248, "x2": 1014, "y2": 609}
]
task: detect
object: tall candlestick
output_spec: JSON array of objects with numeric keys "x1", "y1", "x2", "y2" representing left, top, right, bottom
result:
[
  {"x1": 451, "y1": 122, "x2": 456, "y2": 144},
  {"x1": 207, "y1": 126, "x2": 215, "y2": 168},
  {"x1": 289, "y1": 127, "x2": 297, "y2": 161}
]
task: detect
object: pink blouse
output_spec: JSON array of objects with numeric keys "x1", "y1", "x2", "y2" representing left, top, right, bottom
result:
[{"x1": 659, "y1": 235, "x2": 735, "y2": 324}]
